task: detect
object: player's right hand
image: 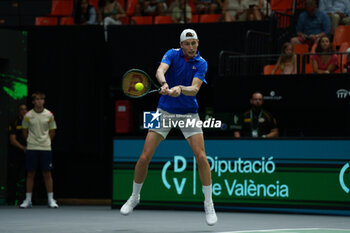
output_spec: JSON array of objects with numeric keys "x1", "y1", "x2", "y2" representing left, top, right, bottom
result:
[{"x1": 159, "y1": 83, "x2": 169, "y2": 95}]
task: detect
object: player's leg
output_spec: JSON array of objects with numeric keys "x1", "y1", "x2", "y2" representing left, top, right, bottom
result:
[
  {"x1": 40, "y1": 151, "x2": 58, "y2": 208},
  {"x1": 20, "y1": 150, "x2": 37, "y2": 208},
  {"x1": 186, "y1": 133, "x2": 217, "y2": 226},
  {"x1": 120, "y1": 130, "x2": 165, "y2": 215}
]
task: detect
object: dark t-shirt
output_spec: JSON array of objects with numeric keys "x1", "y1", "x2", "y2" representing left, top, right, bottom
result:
[
  {"x1": 236, "y1": 109, "x2": 278, "y2": 137},
  {"x1": 8, "y1": 117, "x2": 26, "y2": 154}
]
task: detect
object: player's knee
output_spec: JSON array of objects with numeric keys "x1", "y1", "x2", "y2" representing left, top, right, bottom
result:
[
  {"x1": 27, "y1": 171, "x2": 35, "y2": 178},
  {"x1": 195, "y1": 152, "x2": 208, "y2": 166},
  {"x1": 138, "y1": 155, "x2": 151, "y2": 166},
  {"x1": 42, "y1": 171, "x2": 52, "y2": 179}
]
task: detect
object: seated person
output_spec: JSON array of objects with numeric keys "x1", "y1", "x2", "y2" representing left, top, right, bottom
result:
[
  {"x1": 194, "y1": 0, "x2": 218, "y2": 14},
  {"x1": 319, "y1": 0, "x2": 350, "y2": 34},
  {"x1": 241, "y1": 0, "x2": 270, "y2": 20},
  {"x1": 74, "y1": 0, "x2": 97, "y2": 25},
  {"x1": 98, "y1": 0, "x2": 126, "y2": 25},
  {"x1": 291, "y1": 0, "x2": 331, "y2": 47},
  {"x1": 172, "y1": 0, "x2": 192, "y2": 23},
  {"x1": 272, "y1": 42, "x2": 297, "y2": 75},
  {"x1": 221, "y1": 0, "x2": 245, "y2": 22},
  {"x1": 234, "y1": 92, "x2": 279, "y2": 138},
  {"x1": 135, "y1": 0, "x2": 168, "y2": 16},
  {"x1": 312, "y1": 36, "x2": 338, "y2": 74}
]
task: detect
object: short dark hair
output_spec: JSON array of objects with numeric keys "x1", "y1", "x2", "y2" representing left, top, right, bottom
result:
[
  {"x1": 31, "y1": 92, "x2": 46, "y2": 101},
  {"x1": 306, "y1": 0, "x2": 317, "y2": 7},
  {"x1": 17, "y1": 103, "x2": 26, "y2": 108}
]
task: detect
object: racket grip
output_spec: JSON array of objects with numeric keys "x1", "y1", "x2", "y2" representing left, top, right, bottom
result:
[{"x1": 160, "y1": 87, "x2": 173, "y2": 95}]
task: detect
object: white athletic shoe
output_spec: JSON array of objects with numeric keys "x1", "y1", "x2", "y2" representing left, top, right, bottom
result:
[
  {"x1": 120, "y1": 194, "x2": 140, "y2": 216},
  {"x1": 204, "y1": 201, "x2": 217, "y2": 226},
  {"x1": 19, "y1": 199, "x2": 32, "y2": 208},
  {"x1": 48, "y1": 199, "x2": 59, "y2": 208}
]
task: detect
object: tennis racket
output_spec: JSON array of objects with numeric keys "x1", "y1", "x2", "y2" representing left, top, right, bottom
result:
[{"x1": 121, "y1": 68, "x2": 172, "y2": 98}]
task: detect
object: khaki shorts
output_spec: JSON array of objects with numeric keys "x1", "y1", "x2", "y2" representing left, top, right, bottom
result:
[{"x1": 150, "y1": 108, "x2": 203, "y2": 139}]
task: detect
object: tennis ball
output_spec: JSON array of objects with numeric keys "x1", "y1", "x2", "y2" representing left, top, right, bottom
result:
[{"x1": 135, "y1": 82, "x2": 144, "y2": 91}]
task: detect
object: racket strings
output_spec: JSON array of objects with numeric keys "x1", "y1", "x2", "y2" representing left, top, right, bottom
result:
[{"x1": 122, "y1": 72, "x2": 150, "y2": 97}]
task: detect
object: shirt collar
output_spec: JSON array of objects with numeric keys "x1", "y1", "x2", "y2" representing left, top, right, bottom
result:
[{"x1": 180, "y1": 49, "x2": 201, "y2": 62}]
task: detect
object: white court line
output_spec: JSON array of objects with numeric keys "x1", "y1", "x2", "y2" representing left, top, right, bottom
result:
[{"x1": 217, "y1": 228, "x2": 350, "y2": 233}]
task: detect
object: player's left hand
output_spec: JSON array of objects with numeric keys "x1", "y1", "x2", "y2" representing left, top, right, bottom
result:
[{"x1": 169, "y1": 86, "x2": 181, "y2": 97}]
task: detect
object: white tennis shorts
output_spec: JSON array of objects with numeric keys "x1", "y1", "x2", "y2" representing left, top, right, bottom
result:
[{"x1": 149, "y1": 108, "x2": 203, "y2": 139}]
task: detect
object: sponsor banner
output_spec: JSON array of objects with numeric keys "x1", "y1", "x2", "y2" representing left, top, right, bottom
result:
[{"x1": 113, "y1": 139, "x2": 350, "y2": 214}]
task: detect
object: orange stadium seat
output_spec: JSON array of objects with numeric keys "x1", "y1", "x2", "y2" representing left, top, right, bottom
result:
[
  {"x1": 199, "y1": 14, "x2": 221, "y2": 23},
  {"x1": 339, "y1": 42, "x2": 350, "y2": 72},
  {"x1": 293, "y1": 44, "x2": 309, "y2": 55},
  {"x1": 60, "y1": 16, "x2": 74, "y2": 25},
  {"x1": 131, "y1": 16, "x2": 152, "y2": 24},
  {"x1": 88, "y1": 0, "x2": 99, "y2": 10},
  {"x1": 263, "y1": 64, "x2": 280, "y2": 75},
  {"x1": 188, "y1": 0, "x2": 196, "y2": 13},
  {"x1": 270, "y1": 0, "x2": 292, "y2": 12},
  {"x1": 35, "y1": 17, "x2": 58, "y2": 26},
  {"x1": 332, "y1": 25, "x2": 350, "y2": 50},
  {"x1": 119, "y1": 16, "x2": 129, "y2": 24},
  {"x1": 154, "y1": 16, "x2": 173, "y2": 24},
  {"x1": 126, "y1": 0, "x2": 138, "y2": 16},
  {"x1": 304, "y1": 62, "x2": 314, "y2": 74},
  {"x1": 191, "y1": 14, "x2": 199, "y2": 23},
  {"x1": 293, "y1": 44, "x2": 309, "y2": 71},
  {"x1": 50, "y1": 0, "x2": 74, "y2": 16}
]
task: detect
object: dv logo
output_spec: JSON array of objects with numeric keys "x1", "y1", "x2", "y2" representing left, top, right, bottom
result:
[
  {"x1": 339, "y1": 163, "x2": 350, "y2": 193},
  {"x1": 162, "y1": 156, "x2": 188, "y2": 195},
  {"x1": 143, "y1": 110, "x2": 161, "y2": 129}
]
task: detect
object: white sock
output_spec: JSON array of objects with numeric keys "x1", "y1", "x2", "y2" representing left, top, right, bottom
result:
[
  {"x1": 26, "y1": 193, "x2": 32, "y2": 201},
  {"x1": 132, "y1": 181, "x2": 143, "y2": 196},
  {"x1": 47, "y1": 192, "x2": 54, "y2": 201},
  {"x1": 203, "y1": 185, "x2": 212, "y2": 203}
]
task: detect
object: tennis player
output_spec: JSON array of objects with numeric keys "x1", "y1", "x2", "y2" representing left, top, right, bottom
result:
[{"x1": 120, "y1": 29, "x2": 217, "y2": 226}]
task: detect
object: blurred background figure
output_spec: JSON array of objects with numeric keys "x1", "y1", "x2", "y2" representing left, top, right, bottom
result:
[
  {"x1": 272, "y1": 42, "x2": 297, "y2": 75},
  {"x1": 7, "y1": 103, "x2": 27, "y2": 206},
  {"x1": 291, "y1": 0, "x2": 330, "y2": 48},
  {"x1": 234, "y1": 92, "x2": 279, "y2": 138},
  {"x1": 221, "y1": 0, "x2": 245, "y2": 22},
  {"x1": 319, "y1": 0, "x2": 350, "y2": 34},
  {"x1": 98, "y1": 0, "x2": 126, "y2": 25},
  {"x1": 312, "y1": 36, "x2": 338, "y2": 74},
  {"x1": 74, "y1": 0, "x2": 97, "y2": 25},
  {"x1": 135, "y1": 0, "x2": 168, "y2": 16},
  {"x1": 172, "y1": 0, "x2": 192, "y2": 23},
  {"x1": 194, "y1": 0, "x2": 218, "y2": 15}
]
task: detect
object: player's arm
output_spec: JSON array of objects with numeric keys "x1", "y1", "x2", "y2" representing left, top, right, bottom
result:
[
  {"x1": 9, "y1": 134, "x2": 26, "y2": 152},
  {"x1": 265, "y1": 128, "x2": 279, "y2": 138},
  {"x1": 175, "y1": 77, "x2": 203, "y2": 96},
  {"x1": 49, "y1": 129, "x2": 55, "y2": 140},
  {"x1": 156, "y1": 62, "x2": 170, "y2": 95}
]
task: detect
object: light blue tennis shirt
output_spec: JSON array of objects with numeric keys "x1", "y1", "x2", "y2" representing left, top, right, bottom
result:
[{"x1": 158, "y1": 48, "x2": 207, "y2": 114}]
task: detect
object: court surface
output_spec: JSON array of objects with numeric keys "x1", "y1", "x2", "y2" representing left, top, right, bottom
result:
[{"x1": 0, "y1": 206, "x2": 349, "y2": 233}]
